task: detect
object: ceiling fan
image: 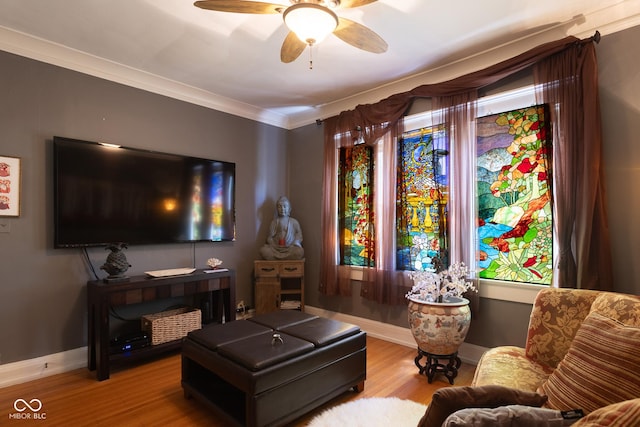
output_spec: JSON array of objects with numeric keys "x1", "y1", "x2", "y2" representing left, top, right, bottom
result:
[{"x1": 194, "y1": 0, "x2": 388, "y2": 64}]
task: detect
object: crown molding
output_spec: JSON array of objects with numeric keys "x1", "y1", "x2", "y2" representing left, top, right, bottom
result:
[
  {"x1": 0, "y1": 25, "x2": 290, "y2": 129},
  {"x1": 289, "y1": 1, "x2": 640, "y2": 129},
  {"x1": 1, "y1": 0, "x2": 639, "y2": 131}
]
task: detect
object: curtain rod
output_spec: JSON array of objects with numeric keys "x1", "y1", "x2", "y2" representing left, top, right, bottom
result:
[{"x1": 584, "y1": 30, "x2": 601, "y2": 44}]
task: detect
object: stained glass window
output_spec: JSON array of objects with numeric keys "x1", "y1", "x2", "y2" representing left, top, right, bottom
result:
[
  {"x1": 396, "y1": 125, "x2": 449, "y2": 272},
  {"x1": 476, "y1": 105, "x2": 553, "y2": 284},
  {"x1": 338, "y1": 145, "x2": 375, "y2": 266}
]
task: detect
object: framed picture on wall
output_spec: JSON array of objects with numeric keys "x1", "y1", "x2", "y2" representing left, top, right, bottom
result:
[{"x1": 0, "y1": 155, "x2": 21, "y2": 217}]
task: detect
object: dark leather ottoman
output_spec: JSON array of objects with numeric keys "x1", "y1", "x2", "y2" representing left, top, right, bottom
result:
[{"x1": 181, "y1": 311, "x2": 367, "y2": 427}]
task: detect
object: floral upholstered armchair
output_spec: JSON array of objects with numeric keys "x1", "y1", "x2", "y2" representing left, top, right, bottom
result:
[
  {"x1": 472, "y1": 288, "x2": 601, "y2": 391},
  {"x1": 465, "y1": 287, "x2": 640, "y2": 425},
  {"x1": 419, "y1": 288, "x2": 640, "y2": 426}
]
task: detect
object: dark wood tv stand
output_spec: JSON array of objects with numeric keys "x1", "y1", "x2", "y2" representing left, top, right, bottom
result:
[{"x1": 87, "y1": 269, "x2": 236, "y2": 381}]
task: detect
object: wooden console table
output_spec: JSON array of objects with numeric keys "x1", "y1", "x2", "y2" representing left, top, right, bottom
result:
[{"x1": 87, "y1": 269, "x2": 235, "y2": 381}]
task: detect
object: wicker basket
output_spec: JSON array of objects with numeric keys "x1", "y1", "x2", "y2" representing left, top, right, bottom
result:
[{"x1": 141, "y1": 307, "x2": 201, "y2": 345}]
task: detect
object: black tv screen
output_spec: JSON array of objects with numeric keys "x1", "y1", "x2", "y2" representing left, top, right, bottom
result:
[{"x1": 53, "y1": 136, "x2": 236, "y2": 247}]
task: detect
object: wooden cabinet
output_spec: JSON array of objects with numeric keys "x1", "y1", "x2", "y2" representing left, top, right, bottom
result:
[{"x1": 254, "y1": 260, "x2": 304, "y2": 314}]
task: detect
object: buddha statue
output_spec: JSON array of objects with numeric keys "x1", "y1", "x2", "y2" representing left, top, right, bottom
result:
[{"x1": 259, "y1": 196, "x2": 304, "y2": 260}]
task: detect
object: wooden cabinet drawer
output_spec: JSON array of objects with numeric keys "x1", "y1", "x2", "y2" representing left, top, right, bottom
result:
[
  {"x1": 279, "y1": 262, "x2": 304, "y2": 277},
  {"x1": 254, "y1": 261, "x2": 279, "y2": 277},
  {"x1": 254, "y1": 260, "x2": 304, "y2": 277}
]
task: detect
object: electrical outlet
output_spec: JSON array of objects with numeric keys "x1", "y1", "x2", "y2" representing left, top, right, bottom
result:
[{"x1": 0, "y1": 221, "x2": 10, "y2": 233}]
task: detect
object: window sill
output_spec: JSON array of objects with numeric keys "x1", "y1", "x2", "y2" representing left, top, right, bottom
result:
[
  {"x1": 349, "y1": 266, "x2": 365, "y2": 281},
  {"x1": 348, "y1": 266, "x2": 544, "y2": 305},
  {"x1": 478, "y1": 279, "x2": 545, "y2": 305}
]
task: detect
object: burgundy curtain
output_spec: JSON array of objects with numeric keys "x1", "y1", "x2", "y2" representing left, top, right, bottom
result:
[
  {"x1": 534, "y1": 41, "x2": 613, "y2": 290},
  {"x1": 320, "y1": 34, "x2": 612, "y2": 303},
  {"x1": 319, "y1": 122, "x2": 402, "y2": 298}
]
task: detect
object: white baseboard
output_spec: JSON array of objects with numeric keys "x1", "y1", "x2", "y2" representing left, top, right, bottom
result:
[
  {"x1": 0, "y1": 308, "x2": 487, "y2": 388},
  {"x1": 0, "y1": 347, "x2": 87, "y2": 388},
  {"x1": 304, "y1": 306, "x2": 487, "y2": 366}
]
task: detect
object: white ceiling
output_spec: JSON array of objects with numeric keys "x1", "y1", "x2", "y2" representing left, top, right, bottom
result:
[{"x1": 0, "y1": 0, "x2": 639, "y2": 129}]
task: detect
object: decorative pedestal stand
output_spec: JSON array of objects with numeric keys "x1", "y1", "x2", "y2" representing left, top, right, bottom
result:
[{"x1": 414, "y1": 350, "x2": 462, "y2": 384}]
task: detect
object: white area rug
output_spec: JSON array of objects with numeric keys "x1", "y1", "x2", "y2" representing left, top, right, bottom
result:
[{"x1": 307, "y1": 397, "x2": 427, "y2": 427}]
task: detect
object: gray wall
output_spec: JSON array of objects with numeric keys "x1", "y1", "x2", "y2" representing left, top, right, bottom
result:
[
  {"x1": 1, "y1": 24, "x2": 639, "y2": 366},
  {"x1": 0, "y1": 50, "x2": 288, "y2": 364},
  {"x1": 598, "y1": 26, "x2": 640, "y2": 294},
  {"x1": 288, "y1": 25, "x2": 640, "y2": 349}
]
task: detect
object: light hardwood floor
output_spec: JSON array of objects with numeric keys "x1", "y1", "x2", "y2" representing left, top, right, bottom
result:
[{"x1": 0, "y1": 337, "x2": 475, "y2": 426}]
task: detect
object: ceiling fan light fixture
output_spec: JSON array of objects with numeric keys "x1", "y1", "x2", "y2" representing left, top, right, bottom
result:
[{"x1": 283, "y1": 3, "x2": 338, "y2": 45}]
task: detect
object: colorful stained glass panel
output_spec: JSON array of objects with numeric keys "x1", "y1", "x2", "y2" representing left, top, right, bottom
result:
[
  {"x1": 476, "y1": 105, "x2": 553, "y2": 285},
  {"x1": 338, "y1": 145, "x2": 375, "y2": 267},
  {"x1": 396, "y1": 125, "x2": 449, "y2": 271}
]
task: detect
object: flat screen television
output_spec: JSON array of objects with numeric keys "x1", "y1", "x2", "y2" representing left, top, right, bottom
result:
[{"x1": 53, "y1": 136, "x2": 236, "y2": 248}]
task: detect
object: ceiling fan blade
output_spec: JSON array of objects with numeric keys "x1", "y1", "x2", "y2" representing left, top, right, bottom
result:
[
  {"x1": 334, "y1": 17, "x2": 387, "y2": 54},
  {"x1": 338, "y1": 0, "x2": 378, "y2": 9},
  {"x1": 281, "y1": 32, "x2": 307, "y2": 63},
  {"x1": 194, "y1": 0, "x2": 283, "y2": 14}
]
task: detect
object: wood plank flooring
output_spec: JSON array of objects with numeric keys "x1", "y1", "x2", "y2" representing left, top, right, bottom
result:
[{"x1": 0, "y1": 337, "x2": 475, "y2": 426}]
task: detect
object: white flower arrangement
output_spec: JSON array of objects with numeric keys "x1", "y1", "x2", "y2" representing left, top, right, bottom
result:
[
  {"x1": 406, "y1": 262, "x2": 477, "y2": 303},
  {"x1": 207, "y1": 257, "x2": 223, "y2": 269}
]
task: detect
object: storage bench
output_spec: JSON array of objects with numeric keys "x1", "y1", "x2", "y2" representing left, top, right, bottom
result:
[{"x1": 181, "y1": 311, "x2": 367, "y2": 427}]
